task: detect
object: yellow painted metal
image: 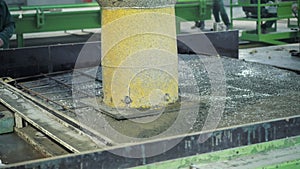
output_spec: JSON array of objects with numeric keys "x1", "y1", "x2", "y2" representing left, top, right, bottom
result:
[{"x1": 101, "y1": 7, "x2": 178, "y2": 108}]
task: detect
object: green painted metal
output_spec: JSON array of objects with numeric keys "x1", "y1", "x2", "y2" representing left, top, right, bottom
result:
[
  {"x1": 175, "y1": 0, "x2": 212, "y2": 33},
  {"x1": 130, "y1": 136, "x2": 300, "y2": 169},
  {"x1": 12, "y1": 9, "x2": 101, "y2": 47},
  {"x1": 9, "y1": 2, "x2": 100, "y2": 11},
  {"x1": 230, "y1": 0, "x2": 299, "y2": 45},
  {"x1": 13, "y1": 10, "x2": 101, "y2": 33},
  {"x1": 10, "y1": 1, "x2": 211, "y2": 47},
  {"x1": 176, "y1": 0, "x2": 212, "y2": 21},
  {"x1": 257, "y1": 159, "x2": 300, "y2": 169},
  {"x1": 240, "y1": 30, "x2": 299, "y2": 45}
]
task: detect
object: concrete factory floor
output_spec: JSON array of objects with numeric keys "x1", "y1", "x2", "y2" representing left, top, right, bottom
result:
[{"x1": 240, "y1": 44, "x2": 300, "y2": 72}]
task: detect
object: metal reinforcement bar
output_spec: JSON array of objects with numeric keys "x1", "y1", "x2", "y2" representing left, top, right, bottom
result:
[
  {"x1": 0, "y1": 80, "x2": 114, "y2": 152},
  {"x1": 2, "y1": 113, "x2": 300, "y2": 168}
]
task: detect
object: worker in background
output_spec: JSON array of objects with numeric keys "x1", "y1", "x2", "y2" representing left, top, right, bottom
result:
[
  {"x1": 0, "y1": 0, "x2": 15, "y2": 49},
  {"x1": 192, "y1": 0, "x2": 230, "y2": 31},
  {"x1": 212, "y1": 0, "x2": 230, "y2": 30}
]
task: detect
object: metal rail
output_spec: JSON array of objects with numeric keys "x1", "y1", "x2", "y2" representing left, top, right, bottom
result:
[
  {"x1": 0, "y1": 81, "x2": 102, "y2": 153},
  {"x1": 10, "y1": 1, "x2": 212, "y2": 47},
  {"x1": 2, "y1": 113, "x2": 300, "y2": 168},
  {"x1": 131, "y1": 135, "x2": 300, "y2": 169},
  {"x1": 0, "y1": 77, "x2": 115, "y2": 148}
]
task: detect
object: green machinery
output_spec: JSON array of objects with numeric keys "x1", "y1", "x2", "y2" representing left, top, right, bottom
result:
[
  {"x1": 230, "y1": 0, "x2": 300, "y2": 45},
  {"x1": 9, "y1": 0, "x2": 212, "y2": 47}
]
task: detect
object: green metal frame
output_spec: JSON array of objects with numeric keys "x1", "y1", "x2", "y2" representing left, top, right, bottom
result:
[
  {"x1": 130, "y1": 135, "x2": 300, "y2": 169},
  {"x1": 10, "y1": 1, "x2": 212, "y2": 47},
  {"x1": 230, "y1": 0, "x2": 300, "y2": 45},
  {"x1": 10, "y1": 3, "x2": 101, "y2": 47},
  {"x1": 175, "y1": 0, "x2": 212, "y2": 33}
]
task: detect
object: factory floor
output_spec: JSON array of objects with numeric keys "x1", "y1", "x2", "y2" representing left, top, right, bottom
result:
[{"x1": 240, "y1": 44, "x2": 300, "y2": 73}]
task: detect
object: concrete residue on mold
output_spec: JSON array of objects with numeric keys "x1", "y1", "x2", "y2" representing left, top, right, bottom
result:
[{"x1": 10, "y1": 55, "x2": 300, "y2": 142}]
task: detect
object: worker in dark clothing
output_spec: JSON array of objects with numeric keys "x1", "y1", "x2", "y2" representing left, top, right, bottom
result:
[
  {"x1": 192, "y1": 0, "x2": 230, "y2": 30},
  {"x1": 212, "y1": 0, "x2": 230, "y2": 30},
  {"x1": 0, "y1": 0, "x2": 15, "y2": 49}
]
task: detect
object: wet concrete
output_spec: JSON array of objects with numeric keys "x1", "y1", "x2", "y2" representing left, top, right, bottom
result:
[
  {"x1": 99, "y1": 54, "x2": 300, "y2": 139},
  {"x1": 180, "y1": 54, "x2": 300, "y2": 130},
  {"x1": 10, "y1": 54, "x2": 300, "y2": 144}
]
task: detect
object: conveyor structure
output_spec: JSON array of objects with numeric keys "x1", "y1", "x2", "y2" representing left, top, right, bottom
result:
[
  {"x1": 9, "y1": 0, "x2": 212, "y2": 47},
  {"x1": 230, "y1": 0, "x2": 300, "y2": 44}
]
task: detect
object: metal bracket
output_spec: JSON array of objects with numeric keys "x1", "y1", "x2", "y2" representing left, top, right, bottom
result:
[
  {"x1": 199, "y1": 0, "x2": 206, "y2": 18},
  {"x1": 36, "y1": 8, "x2": 45, "y2": 28}
]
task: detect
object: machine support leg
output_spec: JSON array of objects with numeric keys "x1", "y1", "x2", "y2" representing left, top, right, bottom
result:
[
  {"x1": 15, "y1": 113, "x2": 25, "y2": 128},
  {"x1": 17, "y1": 34, "x2": 24, "y2": 47}
]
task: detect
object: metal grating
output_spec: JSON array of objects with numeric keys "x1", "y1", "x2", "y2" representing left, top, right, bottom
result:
[{"x1": 15, "y1": 68, "x2": 103, "y2": 119}]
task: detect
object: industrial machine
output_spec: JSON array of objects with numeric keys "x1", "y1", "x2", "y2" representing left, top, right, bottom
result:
[{"x1": 230, "y1": 0, "x2": 300, "y2": 44}]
